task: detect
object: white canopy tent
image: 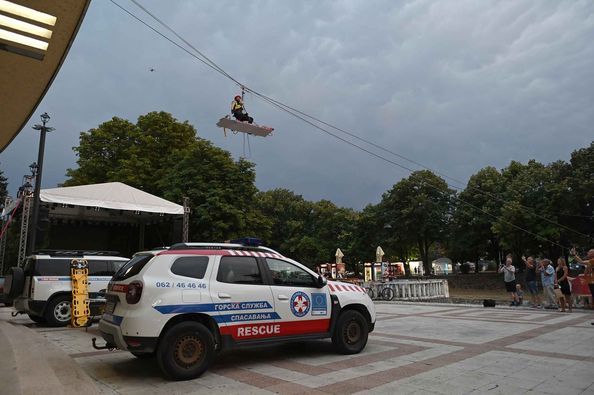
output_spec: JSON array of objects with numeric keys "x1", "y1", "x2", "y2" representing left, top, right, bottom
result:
[
  {"x1": 40, "y1": 182, "x2": 184, "y2": 214},
  {"x1": 35, "y1": 182, "x2": 187, "y2": 253}
]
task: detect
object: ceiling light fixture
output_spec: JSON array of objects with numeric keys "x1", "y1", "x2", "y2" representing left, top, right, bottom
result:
[
  {"x1": 0, "y1": 14, "x2": 52, "y2": 38},
  {"x1": 0, "y1": 0, "x2": 56, "y2": 26},
  {"x1": 0, "y1": 27, "x2": 47, "y2": 50}
]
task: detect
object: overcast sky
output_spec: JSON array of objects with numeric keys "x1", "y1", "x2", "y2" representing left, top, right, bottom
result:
[{"x1": 2, "y1": 0, "x2": 593, "y2": 209}]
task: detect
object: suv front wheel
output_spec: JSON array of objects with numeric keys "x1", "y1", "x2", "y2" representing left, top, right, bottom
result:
[
  {"x1": 44, "y1": 295, "x2": 71, "y2": 326},
  {"x1": 157, "y1": 321, "x2": 215, "y2": 381},
  {"x1": 332, "y1": 310, "x2": 369, "y2": 354}
]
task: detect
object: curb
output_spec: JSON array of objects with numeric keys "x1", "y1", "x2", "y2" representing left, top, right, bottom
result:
[{"x1": 0, "y1": 321, "x2": 100, "y2": 395}]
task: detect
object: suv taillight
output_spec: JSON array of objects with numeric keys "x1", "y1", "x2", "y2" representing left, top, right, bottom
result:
[{"x1": 126, "y1": 281, "x2": 143, "y2": 304}]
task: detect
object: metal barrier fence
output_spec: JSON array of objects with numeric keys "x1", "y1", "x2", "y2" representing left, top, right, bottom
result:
[{"x1": 363, "y1": 279, "x2": 449, "y2": 301}]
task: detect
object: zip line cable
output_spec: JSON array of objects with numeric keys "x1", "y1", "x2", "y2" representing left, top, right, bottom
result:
[
  {"x1": 243, "y1": 88, "x2": 592, "y2": 238},
  {"x1": 120, "y1": 0, "x2": 592, "y2": 237},
  {"x1": 112, "y1": 0, "x2": 588, "y2": 248},
  {"x1": 247, "y1": 90, "x2": 571, "y2": 250}
]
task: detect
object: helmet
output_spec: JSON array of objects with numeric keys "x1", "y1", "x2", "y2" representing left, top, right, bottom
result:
[{"x1": 234, "y1": 95, "x2": 241, "y2": 101}]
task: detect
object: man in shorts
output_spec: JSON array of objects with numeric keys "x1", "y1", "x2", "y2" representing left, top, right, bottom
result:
[
  {"x1": 522, "y1": 255, "x2": 541, "y2": 308},
  {"x1": 499, "y1": 257, "x2": 519, "y2": 306}
]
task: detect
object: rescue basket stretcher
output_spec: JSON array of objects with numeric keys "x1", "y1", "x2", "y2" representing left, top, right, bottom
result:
[{"x1": 217, "y1": 116, "x2": 274, "y2": 137}]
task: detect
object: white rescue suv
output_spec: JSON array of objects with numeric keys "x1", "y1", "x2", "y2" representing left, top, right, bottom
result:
[{"x1": 95, "y1": 242, "x2": 376, "y2": 380}]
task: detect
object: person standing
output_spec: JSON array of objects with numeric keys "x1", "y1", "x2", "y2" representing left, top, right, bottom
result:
[
  {"x1": 571, "y1": 248, "x2": 594, "y2": 309},
  {"x1": 556, "y1": 257, "x2": 572, "y2": 312},
  {"x1": 522, "y1": 255, "x2": 542, "y2": 308},
  {"x1": 538, "y1": 259, "x2": 557, "y2": 309},
  {"x1": 499, "y1": 257, "x2": 519, "y2": 306}
]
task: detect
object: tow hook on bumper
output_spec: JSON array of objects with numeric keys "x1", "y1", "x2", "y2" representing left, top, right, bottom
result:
[{"x1": 91, "y1": 337, "x2": 116, "y2": 351}]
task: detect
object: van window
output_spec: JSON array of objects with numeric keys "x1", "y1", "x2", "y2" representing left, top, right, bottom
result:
[
  {"x1": 34, "y1": 259, "x2": 70, "y2": 276},
  {"x1": 88, "y1": 260, "x2": 111, "y2": 276}
]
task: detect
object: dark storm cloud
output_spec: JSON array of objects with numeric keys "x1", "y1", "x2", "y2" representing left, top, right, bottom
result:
[{"x1": 2, "y1": 0, "x2": 593, "y2": 209}]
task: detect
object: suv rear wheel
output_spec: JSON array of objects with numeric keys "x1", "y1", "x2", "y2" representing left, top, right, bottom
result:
[
  {"x1": 44, "y1": 295, "x2": 71, "y2": 326},
  {"x1": 156, "y1": 321, "x2": 214, "y2": 380},
  {"x1": 332, "y1": 310, "x2": 369, "y2": 354},
  {"x1": 27, "y1": 314, "x2": 47, "y2": 324}
]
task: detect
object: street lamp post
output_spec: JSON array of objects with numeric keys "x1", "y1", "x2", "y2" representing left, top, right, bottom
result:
[{"x1": 29, "y1": 112, "x2": 54, "y2": 254}]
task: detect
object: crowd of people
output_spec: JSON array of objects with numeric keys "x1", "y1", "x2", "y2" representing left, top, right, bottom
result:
[{"x1": 498, "y1": 248, "x2": 594, "y2": 312}]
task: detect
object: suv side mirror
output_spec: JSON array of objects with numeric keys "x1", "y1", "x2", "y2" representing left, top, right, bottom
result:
[{"x1": 317, "y1": 275, "x2": 327, "y2": 288}]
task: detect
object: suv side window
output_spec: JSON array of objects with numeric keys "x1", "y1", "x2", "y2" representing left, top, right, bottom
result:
[
  {"x1": 110, "y1": 260, "x2": 126, "y2": 274},
  {"x1": 217, "y1": 256, "x2": 263, "y2": 285},
  {"x1": 171, "y1": 256, "x2": 209, "y2": 279},
  {"x1": 266, "y1": 258, "x2": 317, "y2": 287},
  {"x1": 88, "y1": 260, "x2": 110, "y2": 276}
]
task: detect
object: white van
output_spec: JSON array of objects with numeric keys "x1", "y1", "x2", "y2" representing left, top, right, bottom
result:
[{"x1": 11, "y1": 251, "x2": 129, "y2": 326}]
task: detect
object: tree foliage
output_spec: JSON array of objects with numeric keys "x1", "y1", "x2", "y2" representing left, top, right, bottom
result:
[
  {"x1": 61, "y1": 111, "x2": 593, "y2": 271},
  {"x1": 255, "y1": 189, "x2": 357, "y2": 267},
  {"x1": 380, "y1": 170, "x2": 454, "y2": 273},
  {"x1": 65, "y1": 111, "x2": 197, "y2": 195}
]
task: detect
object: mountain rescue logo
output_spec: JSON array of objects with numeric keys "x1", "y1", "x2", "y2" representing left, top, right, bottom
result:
[{"x1": 290, "y1": 291, "x2": 310, "y2": 317}]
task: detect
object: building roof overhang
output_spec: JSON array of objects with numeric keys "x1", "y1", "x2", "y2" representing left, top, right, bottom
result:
[{"x1": 0, "y1": 0, "x2": 91, "y2": 152}]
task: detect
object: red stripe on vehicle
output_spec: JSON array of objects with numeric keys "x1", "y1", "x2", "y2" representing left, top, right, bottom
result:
[
  {"x1": 328, "y1": 283, "x2": 335, "y2": 291},
  {"x1": 219, "y1": 319, "x2": 331, "y2": 340},
  {"x1": 111, "y1": 284, "x2": 127, "y2": 293}
]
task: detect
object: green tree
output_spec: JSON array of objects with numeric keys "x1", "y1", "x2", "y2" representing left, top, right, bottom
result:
[
  {"x1": 450, "y1": 166, "x2": 504, "y2": 265},
  {"x1": 65, "y1": 111, "x2": 197, "y2": 195},
  {"x1": 348, "y1": 204, "x2": 382, "y2": 265},
  {"x1": 380, "y1": 170, "x2": 453, "y2": 274},
  {"x1": 566, "y1": 142, "x2": 594, "y2": 246},
  {"x1": 492, "y1": 160, "x2": 562, "y2": 260},
  {"x1": 254, "y1": 190, "x2": 358, "y2": 267},
  {"x1": 161, "y1": 140, "x2": 263, "y2": 241}
]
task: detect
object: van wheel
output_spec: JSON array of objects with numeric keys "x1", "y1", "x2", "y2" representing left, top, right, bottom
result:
[
  {"x1": 28, "y1": 314, "x2": 46, "y2": 324},
  {"x1": 157, "y1": 322, "x2": 214, "y2": 380},
  {"x1": 332, "y1": 310, "x2": 369, "y2": 354},
  {"x1": 44, "y1": 295, "x2": 71, "y2": 326}
]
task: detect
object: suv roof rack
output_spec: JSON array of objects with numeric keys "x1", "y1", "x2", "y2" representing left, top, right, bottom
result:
[
  {"x1": 34, "y1": 249, "x2": 121, "y2": 257},
  {"x1": 168, "y1": 242, "x2": 282, "y2": 255}
]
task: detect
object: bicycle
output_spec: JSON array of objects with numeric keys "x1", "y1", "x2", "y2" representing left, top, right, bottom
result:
[{"x1": 381, "y1": 286, "x2": 395, "y2": 301}]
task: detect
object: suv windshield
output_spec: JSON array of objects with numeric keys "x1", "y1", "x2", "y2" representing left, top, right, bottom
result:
[{"x1": 112, "y1": 254, "x2": 153, "y2": 280}]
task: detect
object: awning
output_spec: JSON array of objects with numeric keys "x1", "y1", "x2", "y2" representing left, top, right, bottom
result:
[
  {"x1": 40, "y1": 182, "x2": 184, "y2": 215},
  {"x1": 0, "y1": 0, "x2": 91, "y2": 152}
]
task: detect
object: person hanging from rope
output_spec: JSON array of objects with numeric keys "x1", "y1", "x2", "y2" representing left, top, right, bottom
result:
[{"x1": 231, "y1": 95, "x2": 254, "y2": 124}]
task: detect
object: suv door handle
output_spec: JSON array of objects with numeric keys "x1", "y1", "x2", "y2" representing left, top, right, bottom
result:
[
  {"x1": 218, "y1": 293, "x2": 231, "y2": 299},
  {"x1": 277, "y1": 295, "x2": 288, "y2": 301}
]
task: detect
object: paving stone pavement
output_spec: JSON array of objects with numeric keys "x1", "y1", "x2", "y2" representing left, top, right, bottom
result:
[{"x1": 1, "y1": 303, "x2": 593, "y2": 395}]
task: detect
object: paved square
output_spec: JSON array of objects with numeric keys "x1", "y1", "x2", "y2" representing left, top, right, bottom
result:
[{"x1": 2, "y1": 303, "x2": 593, "y2": 394}]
